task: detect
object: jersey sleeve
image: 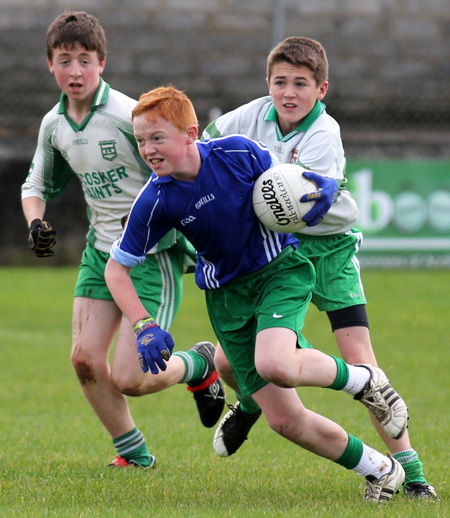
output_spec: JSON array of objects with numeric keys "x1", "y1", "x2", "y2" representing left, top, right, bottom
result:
[
  {"x1": 246, "y1": 137, "x2": 279, "y2": 176},
  {"x1": 202, "y1": 97, "x2": 271, "y2": 141},
  {"x1": 252, "y1": 142, "x2": 278, "y2": 176},
  {"x1": 21, "y1": 113, "x2": 76, "y2": 202},
  {"x1": 110, "y1": 181, "x2": 174, "y2": 267},
  {"x1": 202, "y1": 106, "x2": 244, "y2": 140},
  {"x1": 217, "y1": 134, "x2": 277, "y2": 180},
  {"x1": 299, "y1": 131, "x2": 343, "y2": 180}
]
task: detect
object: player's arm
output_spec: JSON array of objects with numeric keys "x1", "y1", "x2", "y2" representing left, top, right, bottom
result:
[
  {"x1": 105, "y1": 257, "x2": 148, "y2": 325},
  {"x1": 21, "y1": 119, "x2": 65, "y2": 258},
  {"x1": 22, "y1": 196, "x2": 56, "y2": 258},
  {"x1": 22, "y1": 195, "x2": 46, "y2": 225},
  {"x1": 105, "y1": 257, "x2": 174, "y2": 375},
  {"x1": 107, "y1": 186, "x2": 176, "y2": 373}
]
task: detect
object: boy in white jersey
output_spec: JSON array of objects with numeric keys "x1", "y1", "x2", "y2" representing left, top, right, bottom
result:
[
  {"x1": 21, "y1": 11, "x2": 224, "y2": 469},
  {"x1": 203, "y1": 36, "x2": 436, "y2": 499},
  {"x1": 105, "y1": 85, "x2": 407, "y2": 503}
]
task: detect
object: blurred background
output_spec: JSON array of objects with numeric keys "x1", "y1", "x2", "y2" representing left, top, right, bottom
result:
[{"x1": 1, "y1": 0, "x2": 449, "y2": 266}]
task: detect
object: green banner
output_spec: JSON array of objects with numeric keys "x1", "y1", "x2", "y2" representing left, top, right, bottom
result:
[{"x1": 346, "y1": 160, "x2": 450, "y2": 269}]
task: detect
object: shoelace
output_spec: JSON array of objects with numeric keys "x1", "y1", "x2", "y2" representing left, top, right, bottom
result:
[
  {"x1": 365, "y1": 477, "x2": 382, "y2": 500},
  {"x1": 360, "y1": 386, "x2": 391, "y2": 421}
]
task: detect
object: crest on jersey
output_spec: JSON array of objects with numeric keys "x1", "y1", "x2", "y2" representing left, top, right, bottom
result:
[
  {"x1": 99, "y1": 140, "x2": 118, "y2": 161},
  {"x1": 290, "y1": 148, "x2": 300, "y2": 163}
]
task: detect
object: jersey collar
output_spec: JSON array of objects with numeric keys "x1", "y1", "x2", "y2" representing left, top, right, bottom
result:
[
  {"x1": 264, "y1": 99, "x2": 325, "y2": 141},
  {"x1": 58, "y1": 78, "x2": 110, "y2": 131}
]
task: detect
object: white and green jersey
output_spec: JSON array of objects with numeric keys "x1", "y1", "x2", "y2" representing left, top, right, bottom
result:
[
  {"x1": 202, "y1": 96, "x2": 359, "y2": 236},
  {"x1": 22, "y1": 78, "x2": 177, "y2": 254}
]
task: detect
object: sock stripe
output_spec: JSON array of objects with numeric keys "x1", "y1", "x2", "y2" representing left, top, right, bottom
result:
[
  {"x1": 112, "y1": 427, "x2": 151, "y2": 464},
  {"x1": 113, "y1": 428, "x2": 141, "y2": 447},
  {"x1": 392, "y1": 449, "x2": 417, "y2": 464},
  {"x1": 173, "y1": 351, "x2": 195, "y2": 383},
  {"x1": 117, "y1": 435, "x2": 146, "y2": 456},
  {"x1": 113, "y1": 428, "x2": 146, "y2": 456}
]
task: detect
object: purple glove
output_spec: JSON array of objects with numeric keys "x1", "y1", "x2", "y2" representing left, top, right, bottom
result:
[
  {"x1": 133, "y1": 317, "x2": 174, "y2": 374},
  {"x1": 300, "y1": 172, "x2": 339, "y2": 227}
]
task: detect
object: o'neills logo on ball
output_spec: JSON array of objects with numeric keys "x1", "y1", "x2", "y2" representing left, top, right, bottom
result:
[
  {"x1": 260, "y1": 177, "x2": 290, "y2": 226},
  {"x1": 274, "y1": 172, "x2": 300, "y2": 224}
]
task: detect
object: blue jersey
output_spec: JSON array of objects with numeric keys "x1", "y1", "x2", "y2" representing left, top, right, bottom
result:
[{"x1": 111, "y1": 135, "x2": 298, "y2": 289}]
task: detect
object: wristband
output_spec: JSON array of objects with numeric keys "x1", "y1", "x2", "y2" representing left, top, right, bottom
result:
[{"x1": 133, "y1": 316, "x2": 157, "y2": 335}]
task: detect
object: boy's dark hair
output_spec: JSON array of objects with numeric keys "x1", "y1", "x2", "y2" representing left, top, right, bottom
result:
[
  {"x1": 46, "y1": 10, "x2": 107, "y2": 61},
  {"x1": 267, "y1": 36, "x2": 328, "y2": 86}
]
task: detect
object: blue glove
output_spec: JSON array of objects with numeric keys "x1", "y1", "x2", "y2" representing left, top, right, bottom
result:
[
  {"x1": 300, "y1": 171, "x2": 339, "y2": 227},
  {"x1": 133, "y1": 317, "x2": 175, "y2": 374}
]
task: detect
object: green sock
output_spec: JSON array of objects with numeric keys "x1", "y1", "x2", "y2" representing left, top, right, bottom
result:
[
  {"x1": 236, "y1": 392, "x2": 261, "y2": 414},
  {"x1": 326, "y1": 356, "x2": 350, "y2": 390},
  {"x1": 174, "y1": 350, "x2": 207, "y2": 383},
  {"x1": 392, "y1": 449, "x2": 427, "y2": 485},
  {"x1": 113, "y1": 427, "x2": 152, "y2": 467},
  {"x1": 335, "y1": 433, "x2": 363, "y2": 469}
]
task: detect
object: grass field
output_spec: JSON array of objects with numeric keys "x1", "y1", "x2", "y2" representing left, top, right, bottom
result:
[{"x1": 0, "y1": 267, "x2": 448, "y2": 517}]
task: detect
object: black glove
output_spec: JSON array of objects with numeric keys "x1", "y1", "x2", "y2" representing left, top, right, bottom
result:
[{"x1": 28, "y1": 219, "x2": 56, "y2": 258}]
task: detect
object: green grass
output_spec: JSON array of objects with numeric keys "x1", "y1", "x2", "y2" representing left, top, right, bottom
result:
[{"x1": 0, "y1": 268, "x2": 448, "y2": 517}]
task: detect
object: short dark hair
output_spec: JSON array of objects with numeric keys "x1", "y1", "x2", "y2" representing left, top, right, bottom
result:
[
  {"x1": 46, "y1": 10, "x2": 107, "y2": 61},
  {"x1": 267, "y1": 37, "x2": 328, "y2": 85}
]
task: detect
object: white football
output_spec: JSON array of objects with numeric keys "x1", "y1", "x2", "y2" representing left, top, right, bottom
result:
[{"x1": 252, "y1": 163, "x2": 317, "y2": 233}]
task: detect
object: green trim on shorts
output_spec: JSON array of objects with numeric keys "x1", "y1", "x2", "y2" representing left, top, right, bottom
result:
[
  {"x1": 74, "y1": 243, "x2": 185, "y2": 331},
  {"x1": 205, "y1": 246, "x2": 315, "y2": 398},
  {"x1": 295, "y1": 228, "x2": 367, "y2": 312}
]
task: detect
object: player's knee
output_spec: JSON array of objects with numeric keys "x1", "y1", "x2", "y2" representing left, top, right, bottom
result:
[
  {"x1": 266, "y1": 412, "x2": 296, "y2": 437},
  {"x1": 111, "y1": 369, "x2": 143, "y2": 396},
  {"x1": 114, "y1": 383, "x2": 142, "y2": 397},
  {"x1": 71, "y1": 352, "x2": 96, "y2": 384},
  {"x1": 266, "y1": 408, "x2": 311, "y2": 443},
  {"x1": 255, "y1": 360, "x2": 296, "y2": 388},
  {"x1": 71, "y1": 346, "x2": 109, "y2": 384}
]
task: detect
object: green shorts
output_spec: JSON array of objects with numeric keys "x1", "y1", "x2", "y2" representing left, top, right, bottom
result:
[
  {"x1": 295, "y1": 228, "x2": 367, "y2": 312},
  {"x1": 205, "y1": 246, "x2": 315, "y2": 397},
  {"x1": 74, "y1": 243, "x2": 185, "y2": 331}
]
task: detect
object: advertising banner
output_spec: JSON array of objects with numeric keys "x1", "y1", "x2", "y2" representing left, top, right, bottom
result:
[{"x1": 346, "y1": 160, "x2": 450, "y2": 269}]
